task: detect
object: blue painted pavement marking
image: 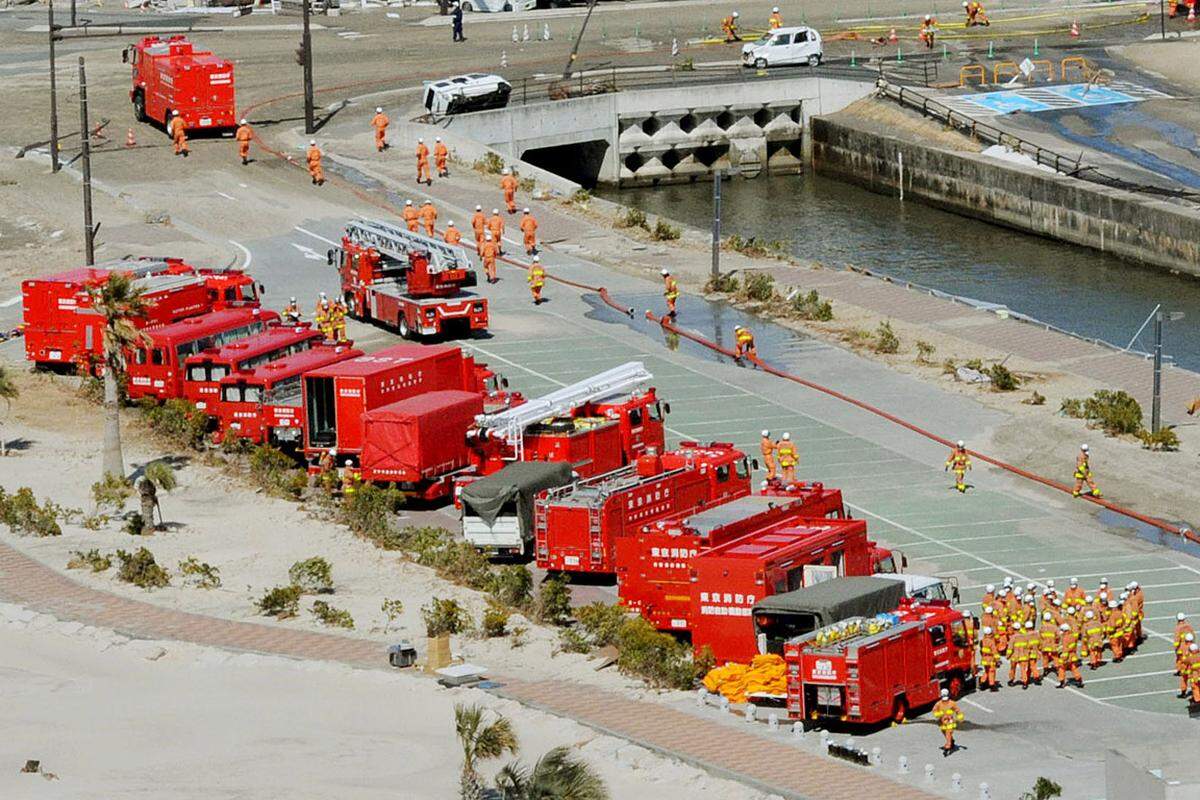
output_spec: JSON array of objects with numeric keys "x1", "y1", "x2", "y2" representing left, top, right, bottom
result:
[
  {"x1": 966, "y1": 91, "x2": 1052, "y2": 114},
  {"x1": 1042, "y1": 84, "x2": 1136, "y2": 107}
]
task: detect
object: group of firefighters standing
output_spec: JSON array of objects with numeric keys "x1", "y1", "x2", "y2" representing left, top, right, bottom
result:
[{"x1": 285, "y1": 293, "x2": 349, "y2": 343}]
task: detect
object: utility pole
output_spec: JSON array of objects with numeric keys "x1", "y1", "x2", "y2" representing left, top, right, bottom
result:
[
  {"x1": 301, "y1": 0, "x2": 315, "y2": 134},
  {"x1": 1152, "y1": 310, "x2": 1163, "y2": 433},
  {"x1": 711, "y1": 169, "x2": 722, "y2": 283},
  {"x1": 71, "y1": 0, "x2": 76, "y2": 27},
  {"x1": 48, "y1": 0, "x2": 61, "y2": 173},
  {"x1": 1160, "y1": 0, "x2": 1167, "y2": 41},
  {"x1": 78, "y1": 56, "x2": 96, "y2": 266}
]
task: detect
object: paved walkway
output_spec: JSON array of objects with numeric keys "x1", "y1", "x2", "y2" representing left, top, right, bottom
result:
[{"x1": 0, "y1": 538, "x2": 937, "y2": 800}]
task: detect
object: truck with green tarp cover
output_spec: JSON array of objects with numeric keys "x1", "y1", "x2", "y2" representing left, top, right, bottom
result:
[
  {"x1": 460, "y1": 462, "x2": 574, "y2": 557},
  {"x1": 751, "y1": 577, "x2": 906, "y2": 655}
]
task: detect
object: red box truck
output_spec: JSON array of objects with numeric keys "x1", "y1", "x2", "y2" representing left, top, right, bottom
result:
[
  {"x1": 359, "y1": 391, "x2": 485, "y2": 486},
  {"x1": 124, "y1": 35, "x2": 236, "y2": 133}
]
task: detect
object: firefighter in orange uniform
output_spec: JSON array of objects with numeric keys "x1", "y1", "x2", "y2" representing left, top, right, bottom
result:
[
  {"x1": 235, "y1": 118, "x2": 253, "y2": 165},
  {"x1": 283, "y1": 297, "x2": 302, "y2": 324},
  {"x1": 371, "y1": 107, "x2": 390, "y2": 152},
  {"x1": 402, "y1": 200, "x2": 420, "y2": 233},
  {"x1": 931, "y1": 689, "x2": 963, "y2": 755},
  {"x1": 1073, "y1": 443, "x2": 1101, "y2": 497},
  {"x1": 416, "y1": 138, "x2": 431, "y2": 185},
  {"x1": 920, "y1": 15, "x2": 937, "y2": 48},
  {"x1": 1056, "y1": 622, "x2": 1084, "y2": 688},
  {"x1": 419, "y1": 200, "x2": 438, "y2": 237},
  {"x1": 444, "y1": 221, "x2": 463, "y2": 245},
  {"x1": 1187, "y1": 643, "x2": 1200, "y2": 704},
  {"x1": 760, "y1": 430, "x2": 776, "y2": 481},
  {"x1": 944, "y1": 440, "x2": 971, "y2": 493},
  {"x1": 979, "y1": 626, "x2": 998, "y2": 691},
  {"x1": 528, "y1": 255, "x2": 546, "y2": 305},
  {"x1": 1005, "y1": 622, "x2": 1023, "y2": 686},
  {"x1": 721, "y1": 11, "x2": 741, "y2": 42},
  {"x1": 487, "y1": 208, "x2": 505, "y2": 254},
  {"x1": 1182, "y1": 632, "x2": 1197, "y2": 696},
  {"x1": 500, "y1": 168, "x2": 519, "y2": 213},
  {"x1": 734, "y1": 326, "x2": 756, "y2": 360},
  {"x1": 480, "y1": 232, "x2": 498, "y2": 283},
  {"x1": 1181, "y1": 638, "x2": 1199, "y2": 700},
  {"x1": 1189, "y1": 396, "x2": 1200, "y2": 416},
  {"x1": 331, "y1": 298, "x2": 347, "y2": 343},
  {"x1": 471, "y1": 205, "x2": 487, "y2": 254},
  {"x1": 775, "y1": 432, "x2": 797, "y2": 484},
  {"x1": 1106, "y1": 600, "x2": 1126, "y2": 662},
  {"x1": 1084, "y1": 609, "x2": 1104, "y2": 669},
  {"x1": 1176, "y1": 614, "x2": 1194, "y2": 680},
  {"x1": 662, "y1": 269, "x2": 679, "y2": 317},
  {"x1": 434, "y1": 137, "x2": 449, "y2": 177},
  {"x1": 169, "y1": 110, "x2": 189, "y2": 157},
  {"x1": 1064, "y1": 577, "x2": 1085, "y2": 610},
  {"x1": 1127, "y1": 581, "x2": 1145, "y2": 644},
  {"x1": 1037, "y1": 613, "x2": 1057, "y2": 681},
  {"x1": 768, "y1": 6, "x2": 783, "y2": 29},
  {"x1": 306, "y1": 140, "x2": 325, "y2": 185},
  {"x1": 519, "y1": 208, "x2": 539, "y2": 255},
  {"x1": 963, "y1": 1, "x2": 990, "y2": 26}
]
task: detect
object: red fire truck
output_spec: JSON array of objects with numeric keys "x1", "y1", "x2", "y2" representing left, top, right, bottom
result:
[
  {"x1": 302, "y1": 343, "x2": 507, "y2": 463},
  {"x1": 330, "y1": 219, "x2": 487, "y2": 340},
  {"x1": 123, "y1": 35, "x2": 237, "y2": 133},
  {"x1": 182, "y1": 324, "x2": 323, "y2": 411},
  {"x1": 21, "y1": 258, "x2": 258, "y2": 372},
  {"x1": 213, "y1": 344, "x2": 364, "y2": 447},
  {"x1": 784, "y1": 599, "x2": 975, "y2": 727},
  {"x1": 126, "y1": 308, "x2": 278, "y2": 401},
  {"x1": 530, "y1": 442, "x2": 754, "y2": 574}
]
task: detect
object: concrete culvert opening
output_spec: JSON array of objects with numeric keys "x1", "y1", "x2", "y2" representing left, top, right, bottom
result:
[
  {"x1": 679, "y1": 113, "x2": 697, "y2": 134},
  {"x1": 789, "y1": 105, "x2": 803, "y2": 124},
  {"x1": 753, "y1": 107, "x2": 773, "y2": 128},
  {"x1": 660, "y1": 148, "x2": 681, "y2": 170},
  {"x1": 520, "y1": 139, "x2": 610, "y2": 188},
  {"x1": 624, "y1": 151, "x2": 646, "y2": 172},
  {"x1": 715, "y1": 110, "x2": 736, "y2": 130},
  {"x1": 641, "y1": 116, "x2": 662, "y2": 137},
  {"x1": 694, "y1": 144, "x2": 726, "y2": 167}
]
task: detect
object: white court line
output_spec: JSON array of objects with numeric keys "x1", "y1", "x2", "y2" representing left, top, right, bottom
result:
[
  {"x1": 1084, "y1": 669, "x2": 1175, "y2": 685},
  {"x1": 1147, "y1": 596, "x2": 1200, "y2": 605},
  {"x1": 0, "y1": 295, "x2": 22, "y2": 308},
  {"x1": 961, "y1": 698, "x2": 993, "y2": 714},
  {"x1": 1125, "y1": 650, "x2": 1174, "y2": 661},
  {"x1": 1093, "y1": 688, "x2": 1181, "y2": 701},
  {"x1": 228, "y1": 240, "x2": 252, "y2": 270},
  {"x1": 215, "y1": 191, "x2": 236, "y2": 200},
  {"x1": 294, "y1": 225, "x2": 339, "y2": 247},
  {"x1": 962, "y1": 566, "x2": 1187, "y2": 589},
  {"x1": 957, "y1": 553, "x2": 1165, "y2": 573},
  {"x1": 906, "y1": 532, "x2": 1031, "y2": 546},
  {"x1": 920, "y1": 517, "x2": 1043, "y2": 530}
]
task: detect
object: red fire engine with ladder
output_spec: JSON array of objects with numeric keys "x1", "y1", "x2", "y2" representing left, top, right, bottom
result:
[{"x1": 328, "y1": 219, "x2": 487, "y2": 340}]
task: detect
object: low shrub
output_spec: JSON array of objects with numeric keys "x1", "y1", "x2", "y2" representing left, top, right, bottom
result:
[
  {"x1": 517, "y1": 176, "x2": 535, "y2": 193},
  {"x1": 289, "y1": 556, "x2": 334, "y2": 594},
  {"x1": 986, "y1": 363, "x2": 1020, "y2": 391},
  {"x1": 381, "y1": 598, "x2": 405, "y2": 631},
  {"x1": 489, "y1": 564, "x2": 533, "y2": 610},
  {"x1": 615, "y1": 207, "x2": 649, "y2": 230},
  {"x1": 481, "y1": 598, "x2": 511, "y2": 638},
  {"x1": 220, "y1": 433, "x2": 253, "y2": 455},
  {"x1": 393, "y1": 525, "x2": 451, "y2": 560},
  {"x1": 1083, "y1": 390, "x2": 1143, "y2": 435},
  {"x1": 473, "y1": 151, "x2": 505, "y2": 175},
  {"x1": 92, "y1": 472, "x2": 134, "y2": 512},
  {"x1": 123, "y1": 512, "x2": 149, "y2": 537},
  {"x1": 725, "y1": 234, "x2": 788, "y2": 258},
  {"x1": 311, "y1": 600, "x2": 355, "y2": 629},
  {"x1": 873, "y1": 321, "x2": 900, "y2": 354},
  {"x1": 559, "y1": 627, "x2": 594, "y2": 654},
  {"x1": 1138, "y1": 426, "x2": 1180, "y2": 451},
  {"x1": 67, "y1": 548, "x2": 111, "y2": 572},
  {"x1": 340, "y1": 482, "x2": 405, "y2": 539},
  {"x1": 428, "y1": 541, "x2": 494, "y2": 591},
  {"x1": 115, "y1": 547, "x2": 169, "y2": 589},
  {"x1": 842, "y1": 328, "x2": 873, "y2": 347},
  {"x1": 257, "y1": 584, "x2": 302, "y2": 618},
  {"x1": 964, "y1": 357, "x2": 984, "y2": 371},
  {"x1": 178, "y1": 556, "x2": 222, "y2": 589},
  {"x1": 788, "y1": 289, "x2": 833, "y2": 321},
  {"x1": 941, "y1": 358, "x2": 959, "y2": 375},
  {"x1": 535, "y1": 574, "x2": 573, "y2": 626},
  {"x1": 615, "y1": 616, "x2": 698, "y2": 689},
  {"x1": 915, "y1": 340, "x2": 936, "y2": 364},
  {"x1": 574, "y1": 602, "x2": 628, "y2": 649},
  {"x1": 509, "y1": 624, "x2": 529, "y2": 648},
  {"x1": 0, "y1": 487, "x2": 63, "y2": 537},
  {"x1": 247, "y1": 444, "x2": 306, "y2": 499},
  {"x1": 422, "y1": 596, "x2": 471, "y2": 637},
  {"x1": 704, "y1": 272, "x2": 739, "y2": 294},
  {"x1": 1059, "y1": 397, "x2": 1084, "y2": 418},
  {"x1": 139, "y1": 398, "x2": 209, "y2": 450},
  {"x1": 567, "y1": 189, "x2": 592, "y2": 208},
  {"x1": 651, "y1": 220, "x2": 681, "y2": 241},
  {"x1": 1024, "y1": 391, "x2": 1046, "y2": 406},
  {"x1": 738, "y1": 273, "x2": 777, "y2": 303}
]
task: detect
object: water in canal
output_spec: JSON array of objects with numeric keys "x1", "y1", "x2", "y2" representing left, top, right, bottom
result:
[{"x1": 602, "y1": 173, "x2": 1200, "y2": 371}]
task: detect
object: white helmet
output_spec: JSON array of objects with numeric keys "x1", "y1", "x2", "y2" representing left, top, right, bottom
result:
[
  {"x1": 484, "y1": 232, "x2": 493, "y2": 240},
  {"x1": 1192, "y1": 644, "x2": 1199, "y2": 652},
  {"x1": 963, "y1": 1, "x2": 968, "y2": 5},
  {"x1": 985, "y1": 584, "x2": 995, "y2": 593},
  {"x1": 1187, "y1": 633, "x2": 1196, "y2": 642},
  {"x1": 417, "y1": 137, "x2": 424, "y2": 143},
  {"x1": 982, "y1": 626, "x2": 992, "y2": 635},
  {"x1": 492, "y1": 208, "x2": 500, "y2": 214},
  {"x1": 983, "y1": 605, "x2": 993, "y2": 614},
  {"x1": 375, "y1": 106, "x2": 382, "y2": 113},
  {"x1": 1047, "y1": 579, "x2": 1056, "y2": 588},
  {"x1": 940, "y1": 688, "x2": 949, "y2": 698},
  {"x1": 532, "y1": 255, "x2": 540, "y2": 262},
  {"x1": 1130, "y1": 581, "x2": 1139, "y2": 589},
  {"x1": 1026, "y1": 583, "x2": 1035, "y2": 592},
  {"x1": 1042, "y1": 612, "x2": 1051, "y2": 621},
  {"x1": 781, "y1": 432, "x2": 791, "y2": 441},
  {"x1": 328, "y1": 447, "x2": 337, "y2": 457},
  {"x1": 956, "y1": 440, "x2": 964, "y2": 447},
  {"x1": 405, "y1": 200, "x2": 412, "y2": 206},
  {"x1": 523, "y1": 207, "x2": 531, "y2": 213},
  {"x1": 319, "y1": 292, "x2": 327, "y2": 298},
  {"x1": 435, "y1": 136, "x2": 442, "y2": 142},
  {"x1": 661, "y1": 268, "x2": 670, "y2": 276},
  {"x1": 447, "y1": 221, "x2": 455, "y2": 227},
  {"x1": 1066, "y1": 606, "x2": 1076, "y2": 615},
  {"x1": 309, "y1": 139, "x2": 316, "y2": 146},
  {"x1": 173, "y1": 110, "x2": 180, "y2": 116},
  {"x1": 476, "y1": 204, "x2": 483, "y2": 211},
  {"x1": 1085, "y1": 595, "x2": 1094, "y2": 603},
  {"x1": 1004, "y1": 577, "x2": 1013, "y2": 587},
  {"x1": 1024, "y1": 620, "x2": 1034, "y2": 629},
  {"x1": 1084, "y1": 610, "x2": 1094, "y2": 618},
  {"x1": 762, "y1": 430, "x2": 770, "y2": 437},
  {"x1": 1179, "y1": 613, "x2": 1187, "y2": 621},
  {"x1": 772, "y1": 5, "x2": 779, "y2": 11},
  {"x1": 732, "y1": 11, "x2": 739, "y2": 17},
  {"x1": 240, "y1": 117, "x2": 248, "y2": 125},
  {"x1": 1108, "y1": 601, "x2": 1118, "y2": 609},
  {"x1": 925, "y1": 14, "x2": 932, "y2": 21},
  {"x1": 1070, "y1": 578, "x2": 1078, "y2": 586},
  {"x1": 962, "y1": 610, "x2": 971, "y2": 618},
  {"x1": 502, "y1": 168, "x2": 511, "y2": 174},
  {"x1": 1060, "y1": 623, "x2": 1070, "y2": 631},
  {"x1": 1081, "y1": 443, "x2": 1089, "y2": 452}
]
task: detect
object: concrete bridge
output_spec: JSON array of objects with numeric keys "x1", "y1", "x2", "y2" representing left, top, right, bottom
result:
[{"x1": 430, "y1": 74, "x2": 876, "y2": 187}]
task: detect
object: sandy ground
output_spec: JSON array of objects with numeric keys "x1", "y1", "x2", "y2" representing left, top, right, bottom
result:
[{"x1": 0, "y1": 602, "x2": 777, "y2": 800}]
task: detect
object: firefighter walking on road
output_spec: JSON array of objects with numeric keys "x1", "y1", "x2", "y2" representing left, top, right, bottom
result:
[
  {"x1": 434, "y1": 137, "x2": 449, "y2": 177},
  {"x1": 760, "y1": 430, "x2": 776, "y2": 481},
  {"x1": 931, "y1": 689, "x2": 963, "y2": 756},
  {"x1": 919, "y1": 14, "x2": 937, "y2": 48},
  {"x1": 944, "y1": 440, "x2": 971, "y2": 493},
  {"x1": 372, "y1": 107, "x2": 390, "y2": 152},
  {"x1": 528, "y1": 255, "x2": 546, "y2": 305},
  {"x1": 472, "y1": 205, "x2": 486, "y2": 254},
  {"x1": 776, "y1": 432, "x2": 798, "y2": 484},
  {"x1": 416, "y1": 138, "x2": 431, "y2": 185},
  {"x1": 306, "y1": 140, "x2": 325, "y2": 186},
  {"x1": 444, "y1": 221, "x2": 463, "y2": 245},
  {"x1": 235, "y1": 118, "x2": 253, "y2": 165},
  {"x1": 1184, "y1": 643, "x2": 1200, "y2": 704},
  {"x1": 332, "y1": 298, "x2": 347, "y2": 343},
  {"x1": 403, "y1": 200, "x2": 420, "y2": 233},
  {"x1": 169, "y1": 110, "x2": 189, "y2": 157},
  {"x1": 721, "y1": 11, "x2": 742, "y2": 42},
  {"x1": 1057, "y1": 622, "x2": 1084, "y2": 688},
  {"x1": 500, "y1": 168, "x2": 519, "y2": 213},
  {"x1": 734, "y1": 326, "x2": 756, "y2": 361},
  {"x1": 420, "y1": 200, "x2": 438, "y2": 237},
  {"x1": 481, "y1": 232, "x2": 498, "y2": 283},
  {"x1": 662, "y1": 269, "x2": 679, "y2": 318},
  {"x1": 488, "y1": 209, "x2": 506, "y2": 254},
  {"x1": 520, "y1": 208, "x2": 539, "y2": 255},
  {"x1": 979, "y1": 626, "x2": 999, "y2": 691},
  {"x1": 1084, "y1": 609, "x2": 1105, "y2": 669},
  {"x1": 1072, "y1": 444, "x2": 1101, "y2": 498}
]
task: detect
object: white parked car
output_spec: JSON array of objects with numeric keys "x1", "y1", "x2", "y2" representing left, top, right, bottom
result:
[
  {"x1": 741, "y1": 25, "x2": 823, "y2": 69},
  {"x1": 423, "y1": 73, "x2": 512, "y2": 116},
  {"x1": 460, "y1": 0, "x2": 536, "y2": 11}
]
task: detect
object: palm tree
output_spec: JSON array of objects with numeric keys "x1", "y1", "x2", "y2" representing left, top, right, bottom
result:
[
  {"x1": 494, "y1": 746, "x2": 609, "y2": 800},
  {"x1": 454, "y1": 703, "x2": 518, "y2": 800},
  {"x1": 0, "y1": 364, "x2": 18, "y2": 456},
  {"x1": 90, "y1": 272, "x2": 149, "y2": 479}
]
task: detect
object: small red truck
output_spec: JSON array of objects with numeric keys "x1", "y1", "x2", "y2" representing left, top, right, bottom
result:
[
  {"x1": 783, "y1": 599, "x2": 976, "y2": 726},
  {"x1": 182, "y1": 324, "x2": 324, "y2": 411},
  {"x1": 529, "y1": 442, "x2": 754, "y2": 573},
  {"x1": 124, "y1": 35, "x2": 237, "y2": 133},
  {"x1": 358, "y1": 390, "x2": 486, "y2": 491},
  {"x1": 126, "y1": 307, "x2": 278, "y2": 401},
  {"x1": 21, "y1": 258, "x2": 258, "y2": 372},
  {"x1": 330, "y1": 219, "x2": 487, "y2": 340},
  {"x1": 213, "y1": 343, "x2": 363, "y2": 447}
]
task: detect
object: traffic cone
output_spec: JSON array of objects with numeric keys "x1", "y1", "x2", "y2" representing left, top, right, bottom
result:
[
  {"x1": 500, "y1": 49, "x2": 508, "y2": 68},
  {"x1": 888, "y1": 27, "x2": 898, "y2": 44},
  {"x1": 511, "y1": 25, "x2": 518, "y2": 42},
  {"x1": 1070, "y1": 20, "x2": 1080, "y2": 38},
  {"x1": 125, "y1": 128, "x2": 136, "y2": 148}
]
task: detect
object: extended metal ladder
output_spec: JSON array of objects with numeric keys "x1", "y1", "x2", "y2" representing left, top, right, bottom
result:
[
  {"x1": 345, "y1": 218, "x2": 471, "y2": 274},
  {"x1": 474, "y1": 361, "x2": 652, "y2": 461}
]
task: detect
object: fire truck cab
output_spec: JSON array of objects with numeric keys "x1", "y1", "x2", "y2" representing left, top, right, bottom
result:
[
  {"x1": 183, "y1": 324, "x2": 323, "y2": 410},
  {"x1": 124, "y1": 35, "x2": 236, "y2": 133}
]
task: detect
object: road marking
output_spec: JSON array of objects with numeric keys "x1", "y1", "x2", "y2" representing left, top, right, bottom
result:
[
  {"x1": 1124, "y1": 650, "x2": 1175, "y2": 661},
  {"x1": 1084, "y1": 669, "x2": 1175, "y2": 685},
  {"x1": 290, "y1": 243, "x2": 326, "y2": 261},
  {"x1": 228, "y1": 240, "x2": 252, "y2": 270},
  {"x1": 215, "y1": 191, "x2": 236, "y2": 200},
  {"x1": 961, "y1": 698, "x2": 993, "y2": 714},
  {"x1": 1147, "y1": 596, "x2": 1200, "y2": 605},
  {"x1": 1093, "y1": 688, "x2": 1182, "y2": 701},
  {"x1": 962, "y1": 565, "x2": 1188, "y2": 589},
  {"x1": 0, "y1": 294, "x2": 22, "y2": 308},
  {"x1": 957, "y1": 553, "x2": 1162, "y2": 573},
  {"x1": 920, "y1": 517, "x2": 1043, "y2": 530},
  {"x1": 294, "y1": 225, "x2": 339, "y2": 246}
]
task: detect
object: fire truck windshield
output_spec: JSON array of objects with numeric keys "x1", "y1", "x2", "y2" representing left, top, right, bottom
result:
[{"x1": 264, "y1": 375, "x2": 302, "y2": 406}]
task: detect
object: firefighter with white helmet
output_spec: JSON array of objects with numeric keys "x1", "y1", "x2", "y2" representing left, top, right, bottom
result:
[
  {"x1": 945, "y1": 439, "x2": 971, "y2": 493},
  {"x1": 776, "y1": 432, "x2": 798, "y2": 484},
  {"x1": 768, "y1": 6, "x2": 783, "y2": 29},
  {"x1": 235, "y1": 117, "x2": 253, "y2": 165},
  {"x1": 931, "y1": 689, "x2": 963, "y2": 755},
  {"x1": 722, "y1": 10, "x2": 742, "y2": 42},
  {"x1": 734, "y1": 325, "x2": 756, "y2": 361},
  {"x1": 760, "y1": 430, "x2": 777, "y2": 481},
  {"x1": 371, "y1": 106, "x2": 390, "y2": 152},
  {"x1": 283, "y1": 296, "x2": 301, "y2": 324},
  {"x1": 1073, "y1": 443, "x2": 1100, "y2": 498},
  {"x1": 661, "y1": 269, "x2": 679, "y2": 318},
  {"x1": 306, "y1": 140, "x2": 324, "y2": 185}
]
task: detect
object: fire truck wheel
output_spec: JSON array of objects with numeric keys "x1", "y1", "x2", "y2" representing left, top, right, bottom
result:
[
  {"x1": 397, "y1": 317, "x2": 411, "y2": 339},
  {"x1": 891, "y1": 696, "x2": 908, "y2": 725},
  {"x1": 163, "y1": 108, "x2": 174, "y2": 135},
  {"x1": 945, "y1": 674, "x2": 966, "y2": 700},
  {"x1": 133, "y1": 91, "x2": 146, "y2": 123}
]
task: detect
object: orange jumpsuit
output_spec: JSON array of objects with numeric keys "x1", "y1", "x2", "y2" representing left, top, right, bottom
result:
[
  {"x1": 306, "y1": 145, "x2": 324, "y2": 184},
  {"x1": 1175, "y1": 621, "x2": 1195, "y2": 684},
  {"x1": 519, "y1": 212, "x2": 538, "y2": 255},
  {"x1": 735, "y1": 328, "x2": 756, "y2": 360},
  {"x1": 487, "y1": 212, "x2": 505, "y2": 253},
  {"x1": 979, "y1": 633, "x2": 998, "y2": 690},
  {"x1": 444, "y1": 225, "x2": 463, "y2": 245},
  {"x1": 1188, "y1": 650, "x2": 1200, "y2": 703},
  {"x1": 528, "y1": 263, "x2": 545, "y2": 304},
  {"x1": 721, "y1": 15, "x2": 741, "y2": 42},
  {"x1": 1063, "y1": 585, "x2": 1086, "y2": 610},
  {"x1": 170, "y1": 116, "x2": 189, "y2": 156},
  {"x1": 403, "y1": 205, "x2": 420, "y2": 233},
  {"x1": 471, "y1": 210, "x2": 487, "y2": 254},
  {"x1": 416, "y1": 141, "x2": 431, "y2": 183},
  {"x1": 235, "y1": 123, "x2": 253, "y2": 164},
  {"x1": 1073, "y1": 451, "x2": 1099, "y2": 497},
  {"x1": 1038, "y1": 623, "x2": 1058, "y2": 677},
  {"x1": 768, "y1": 11, "x2": 783, "y2": 29},
  {"x1": 419, "y1": 202, "x2": 438, "y2": 237},
  {"x1": 945, "y1": 446, "x2": 970, "y2": 492},
  {"x1": 1085, "y1": 616, "x2": 1105, "y2": 669},
  {"x1": 663, "y1": 274, "x2": 679, "y2": 316},
  {"x1": 1057, "y1": 627, "x2": 1083, "y2": 687},
  {"x1": 1106, "y1": 607, "x2": 1126, "y2": 661},
  {"x1": 434, "y1": 140, "x2": 449, "y2": 176},
  {"x1": 776, "y1": 439, "x2": 798, "y2": 484},
  {"x1": 759, "y1": 435, "x2": 776, "y2": 480},
  {"x1": 500, "y1": 173, "x2": 518, "y2": 213},
  {"x1": 1128, "y1": 587, "x2": 1145, "y2": 644},
  {"x1": 931, "y1": 698, "x2": 963, "y2": 751},
  {"x1": 371, "y1": 112, "x2": 389, "y2": 152},
  {"x1": 480, "y1": 239, "x2": 498, "y2": 282}
]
